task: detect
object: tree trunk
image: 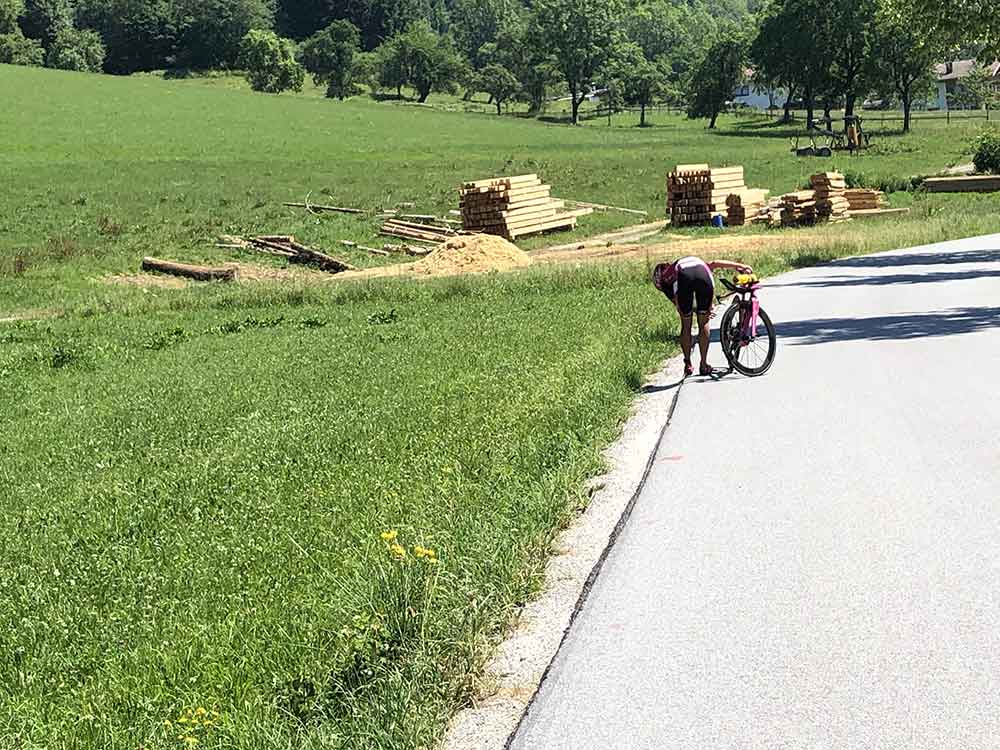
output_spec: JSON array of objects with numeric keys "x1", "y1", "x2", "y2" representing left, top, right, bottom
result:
[
  {"x1": 571, "y1": 83, "x2": 581, "y2": 125},
  {"x1": 396, "y1": 84, "x2": 402, "y2": 98},
  {"x1": 782, "y1": 88, "x2": 794, "y2": 123},
  {"x1": 805, "y1": 87, "x2": 815, "y2": 129},
  {"x1": 141, "y1": 257, "x2": 237, "y2": 282},
  {"x1": 844, "y1": 93, "x2": 856, "y2": 128},
  {"x1": 640, "y1": 102, "x2": 646, "y2": 127},
  {"x1": 709, "y1": 109, "x2": 718, "y2": 129},
  {"x1": 902, "y1": 91, "x2": 911, "y2": 133},
  {"x1": 496, "y1": 99, "x2": 502, "y2": 116},
  {"x1": 417, "y1": 86, "x2": 430, "y2": 103}
]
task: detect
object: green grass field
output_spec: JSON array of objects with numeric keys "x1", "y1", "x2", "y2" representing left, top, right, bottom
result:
[
  {"x1": 3, "y1": 64, "x2": 1000, "y2": 749},
  {"x1": 1, "y1": 63, "x2": 994, "y2": 315}
]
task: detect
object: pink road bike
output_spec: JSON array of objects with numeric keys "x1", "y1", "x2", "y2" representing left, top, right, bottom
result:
[{"x1": 718, "y1": 273, "x2": 777, "y2": 377}]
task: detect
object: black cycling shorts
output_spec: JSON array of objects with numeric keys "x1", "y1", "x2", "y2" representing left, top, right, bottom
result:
[{"x1": 675, "y1": 263, "x2": 714, "y2": 316}]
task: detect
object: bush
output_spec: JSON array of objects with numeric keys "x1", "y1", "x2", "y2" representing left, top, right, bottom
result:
[
  {"x1": 971, "y1": 128, "x2": 1000, "y2": 174},
  {"x1": 237, "y1": 29, "x2": 304, "y2": 93},
  {"x1": 843, "y1": 170, "x2": 922, "y2": 194},
  {"x1": 46, "y1": 27, "x2": 105, "y2": 72},
  {"x1": 0, "y1": 30, "x2": 43, "y2": 65}
]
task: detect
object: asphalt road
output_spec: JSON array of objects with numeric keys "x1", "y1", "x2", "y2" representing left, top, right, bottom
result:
[{"x1": 510, "y1": 234, "x2": 1000, "y2": 749}]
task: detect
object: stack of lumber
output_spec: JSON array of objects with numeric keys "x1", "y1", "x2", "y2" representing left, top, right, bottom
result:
[
  {"x1": 725, "y1": 189, "x2": 770, "y2": 227},
  {"x1": 810, "y1": 172, "x2": 851, "y2": 222},
  {"x1": 922, "y1": 175, "x2": 1000, "y2": 193},
  {"x1": 844, "y1": 189, "x2": 887, "y2": 211},
  {"x1": 667, "y1": 164, "x2": 746, "y2": 226},
  {"x1": 459, "y1": 175, "x2": 590, "y2": 239},
  {"x1": 217, "y1": 235, "x2": 356, "y2": 273},
  {"x1": 379, "y1": 219, "x2": 456, "y2": 244},
  {"x1": 780, "y1": 191, "x2": 818, "y2": 226}
]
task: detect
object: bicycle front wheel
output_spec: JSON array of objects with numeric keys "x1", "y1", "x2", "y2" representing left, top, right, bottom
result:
[{"x1": 720, "y1": 303, "x2": 777, "y2": 377}]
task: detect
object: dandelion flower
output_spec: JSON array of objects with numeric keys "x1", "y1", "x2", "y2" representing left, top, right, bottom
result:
[
  {"x1": 380, "y1": 529, "x2": 398, "y2": 542},
  {"x1": 414, "y1": 545, "x2": 427, "y2": 558},
  {"x1": 195, "y1": 707, "x2": 206, "y2": 716},
  {"x1": 390, "y1": 543, "x2": 406, "y2": 559}
]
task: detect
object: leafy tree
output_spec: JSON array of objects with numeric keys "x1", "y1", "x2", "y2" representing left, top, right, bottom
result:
[
  {"x1": 450, "y1": 0, "x2": 518, "y2": 67},
  {"x1": 46, "y1": 26, "x2": 105, "y2": 70},
  {"x1": 173, "y1": 0, "x2": 273, "y2": 69},
  {"x1": 825, "y1": 0, "x2": 877, "y2": 124},
  {"x1": 375, "y1": 21, "x2": 465, "y2": 102},
  {"x1": 0, "y1": 28, "x2": 43, "y2": 63},
  {"x1": 76, "y1": 0, "x2": 177, "y2": 73},
  {"x1": 626, "y1": 0, "x2": 709, "y2": 83},
  {"x1": 913, "y1": 0, "x2": 998, "y2": 57},
  {"x1": 300, "y1": 19, "x2": 361, "y2": 99},
  {"x1": 238, "y1": 29, "x2": 305, "y2": 93},
  {"x1": 687, "y1": 34, "x2": 744, "y2": 128},
  {"x1": 614, "y1": 47, "x2": 669, "y2": 126},
  {"x1": 351, "y1": 49, "x2": 379, "y2": 93},
  {"x1": 0, "y1": 0, "x2": 21, "y2": 33},
  {"x1": 527, "y1": 0, "x2": 627, "y2": 124},
  {"x1": 870, "y1": 1, "x2": 943, "y2": 133},
  {"x1": 479, "y1": 22, "x2": 560, "y2": 113},
  {"x1": 19, "y1": 0, "x2": 72, "y2": 47},
  {"x1": 475, "y1": 62, "x2": 520, "y2": 113}
]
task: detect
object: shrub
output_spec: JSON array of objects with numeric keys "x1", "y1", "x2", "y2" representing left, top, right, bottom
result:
[
  {"x1": 46, "y1": 27, "x2": 106, "y2": 72},
  {"x1": 237, "y1": 29, "x2": 304, "y2": 93},
  {"x1": 0, "y1": 30, "x2": 44, "y2": 65},
  {"x1": 971, "y1": 128, "x2": 1000, "y2": 175}
]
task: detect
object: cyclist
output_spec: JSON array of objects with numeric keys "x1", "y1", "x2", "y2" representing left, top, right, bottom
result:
[{"x1": 653, "y1": 256, "x2": 753, "y2": 376}]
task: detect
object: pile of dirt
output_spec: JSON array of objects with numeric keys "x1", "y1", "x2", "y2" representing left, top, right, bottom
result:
[{"x1": 411, "y1": 234, "x2": 532, "y2": 276}]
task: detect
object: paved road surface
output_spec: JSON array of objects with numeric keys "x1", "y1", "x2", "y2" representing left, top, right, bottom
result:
[{"x1": 511, "y1": 235, "x2": 1000, "y2": 749}]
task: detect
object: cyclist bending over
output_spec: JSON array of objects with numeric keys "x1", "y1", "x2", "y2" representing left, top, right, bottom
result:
[{"x1": 653, "y1": 256, "x2": 753, "y2": 376}]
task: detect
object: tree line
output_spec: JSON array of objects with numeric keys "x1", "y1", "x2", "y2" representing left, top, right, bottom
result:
[{"x1": 0, "y1": 0, "x2": 994, "y2": 131}]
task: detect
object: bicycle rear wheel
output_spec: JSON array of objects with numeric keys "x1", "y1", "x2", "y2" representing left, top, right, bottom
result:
[{"x1": 720, "y1": 303, "x2": 777, "y2": 377}]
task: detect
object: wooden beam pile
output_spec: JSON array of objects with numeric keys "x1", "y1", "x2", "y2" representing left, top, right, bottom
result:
[
  {"x1": 667, "y1": 164, "x2": 746, "y2": 226},
  {"x1": 459, "y1": 175, "x2": 588, "y2": 239},
  {"x1": 780, "y1": 191, "x2": 818, "y2": 226},
  {"x1": 844, "y1": 189, "x2": 887, "y2": 211},
  {"x1": 217, "y1": 235, "x2": 356, "y2": 273},
  {"x1": 810, "y1": 172, "x2": 851, "y2": 222},
  {"x1": 726, "y1": 189, "x2": 770, "y2": 226},
  {"x1": 379, "y1": 219, "x2": 456, "y2": 244},
  {"x1": 923, "y1": 175, "x2": 1000, "y2": 193}
]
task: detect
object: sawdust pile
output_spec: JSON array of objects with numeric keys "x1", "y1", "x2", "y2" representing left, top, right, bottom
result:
[{"x1": 411, "y1": 234, "x2": 532, "y2": 276}]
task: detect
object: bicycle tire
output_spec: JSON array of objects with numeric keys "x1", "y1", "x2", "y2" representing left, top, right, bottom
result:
[{"x1": 720, "y1": 304, "x2": 777, "y2": 377}]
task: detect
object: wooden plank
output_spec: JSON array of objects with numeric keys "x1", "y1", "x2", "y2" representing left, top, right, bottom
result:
[
  {"x1": 509, "y1": 215, "x2": 577, "y2": 238},
  {"x1": 461, "y1": 174, "x2": 539, "y2": 189},
  {"x1": 923, "y1": 175, "x2": 1000, "y2": 193}
]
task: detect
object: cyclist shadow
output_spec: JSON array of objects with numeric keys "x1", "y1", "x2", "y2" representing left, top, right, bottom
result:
[{"x1": 640, "y1": 378, "x2": 684, "y2": 394}]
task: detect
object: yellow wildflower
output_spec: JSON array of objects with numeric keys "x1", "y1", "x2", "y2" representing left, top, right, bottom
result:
[
  {"x1": 195, "y1": 707, "x2": 206, "y2": 717},
  {"x1": 390, "y1": 543, "x2": 406, "y2": 559},
  {"x1": 380, "y1": 529, "x2": 398, "y2": 542},
  {"x1": 414, "y1": 545, "x2": 427, "y2": 558},
  {"x1": 163, "y1": 720, "x2": 173, "y2": 728}
]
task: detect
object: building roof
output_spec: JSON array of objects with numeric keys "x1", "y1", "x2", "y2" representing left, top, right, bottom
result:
[{"x1": 936, "y1": 59, "x2": 1000, "y2": 81}]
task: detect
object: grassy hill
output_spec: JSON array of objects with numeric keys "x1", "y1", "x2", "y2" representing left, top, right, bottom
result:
[
  {"x1": 1, "y1": 63, "x2": 989, "y2": 313},
  {"x1": 2, "y1": 64, "x2": 1000, "y2": 750}
]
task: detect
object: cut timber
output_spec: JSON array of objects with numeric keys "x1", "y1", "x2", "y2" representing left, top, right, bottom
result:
[
  {"x1": 848, "y1": 207, "x2": 910, "y2": 218},
  {"x1": 922, "y1": 175, "x2": 1000, "y2": 193},
  {"x1": 461, "y1": 174, "x2": 582, "y2": 240},
  {"x1": 142, "y1": 257, "x2": 237, "y2": 282},
  {"x1": 561, "y1": 199, "x2": 648, "y2": 216},
  {"x1": 462, "y1": 174, "x2": 539, "y2": 189},
  {"x1": 509, "y1": 215, "x2": 577, "y2": 238},
  {"x1": 287, "y1": 242, "x2": 357, "y2": 272},
  {"x1": 283, "y1": 202, "x2": 365, "y2": 214}
]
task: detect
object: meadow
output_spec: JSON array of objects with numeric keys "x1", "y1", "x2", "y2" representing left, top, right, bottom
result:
[{"x1": 3, "y1": 64, "x2": 1000, "y2": 749}]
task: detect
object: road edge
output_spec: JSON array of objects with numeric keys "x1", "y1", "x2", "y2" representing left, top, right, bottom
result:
[{"x1": 439, "y1": 355, "x2": 687, "y2": 750}]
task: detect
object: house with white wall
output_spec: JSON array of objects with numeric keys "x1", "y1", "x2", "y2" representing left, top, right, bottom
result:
[
  {"x1": 934, "y1": 59, "x2": 1000, "y2": 110},
  {"x1": 732, "y1": 70, "x2": 787, "y2": 110}
]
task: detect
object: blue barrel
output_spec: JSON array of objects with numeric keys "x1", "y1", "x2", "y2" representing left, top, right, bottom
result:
[{"x1": 712, "y1": 214, "x2": 725, "y2": 228}]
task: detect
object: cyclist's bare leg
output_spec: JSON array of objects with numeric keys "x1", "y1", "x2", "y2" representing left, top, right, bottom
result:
[
  {"x1": 679, "y1": 313, "x2": 694, "y2": 370},
  {"x1": 697, "y1": 311, "x2": 712, "y2": 373}
]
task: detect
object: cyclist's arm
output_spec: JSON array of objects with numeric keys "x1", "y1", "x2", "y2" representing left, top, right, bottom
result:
[{"x1": 707, "y1": 259, "x2": 753, "y2": 274}]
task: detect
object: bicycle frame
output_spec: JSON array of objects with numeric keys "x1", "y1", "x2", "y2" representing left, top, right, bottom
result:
[{"x1": 720, "y1": 279, "x2": 762, "y2": 345}]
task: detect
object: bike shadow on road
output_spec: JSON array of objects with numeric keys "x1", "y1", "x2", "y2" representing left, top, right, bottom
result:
[{"x1": 777, "y1": 305, "x2": 1000, "y2": 345}]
